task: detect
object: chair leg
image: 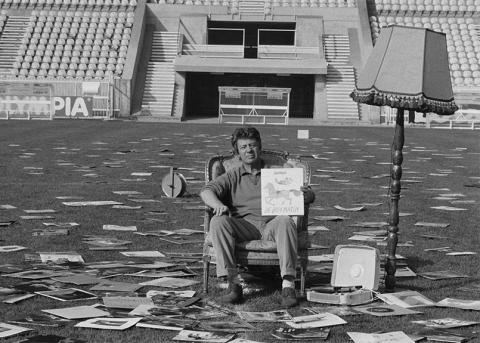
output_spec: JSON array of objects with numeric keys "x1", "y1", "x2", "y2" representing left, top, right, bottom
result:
[
  {"x1": 300, "y1": 265, "x2": 306, "y2": 296},
  {"x1": 203, "y1": 255, "x2": 211, "y2": 294}
]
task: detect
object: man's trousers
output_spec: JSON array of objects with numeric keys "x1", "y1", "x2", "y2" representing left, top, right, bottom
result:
[{"x1": 209, "y1": 215, "x2": 297, "y2": 279}]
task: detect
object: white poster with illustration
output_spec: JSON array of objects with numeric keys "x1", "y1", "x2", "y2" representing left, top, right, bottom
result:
[{"x1": 261, "y1": 168, "x2": 304, "y2": 216}]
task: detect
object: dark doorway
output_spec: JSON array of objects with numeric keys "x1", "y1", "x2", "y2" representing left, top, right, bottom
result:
[
  {"x1": 185, "y1": 73, "x2": 314, "y2": 119},
  {"x1": 207, "y1": 21, "x2": 296, "y2": 59}
]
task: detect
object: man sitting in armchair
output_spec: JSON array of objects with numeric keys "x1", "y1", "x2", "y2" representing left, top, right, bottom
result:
[{"x1": 200, "y1": 126, "x2": 315, "y2": 307}]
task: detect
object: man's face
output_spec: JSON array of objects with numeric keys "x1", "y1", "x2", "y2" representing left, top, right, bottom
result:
[{"x1": 236, "y1": 138, "x2": 261, "y2": 165}]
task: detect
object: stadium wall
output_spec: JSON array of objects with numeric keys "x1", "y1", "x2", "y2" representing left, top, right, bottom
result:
[
  {"x1": 115, "y1": 0, "x2": 147, "y2": 116},
  {"x1": 127, "y1": 0, "x2": 379, "y2": 123}
]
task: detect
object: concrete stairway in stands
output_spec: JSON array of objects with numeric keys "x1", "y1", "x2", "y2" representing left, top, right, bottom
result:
[
  {"x1": 0, "y1": 16, "x2": 29, "y2": 76},
  {"x1": 141, "y1": 31, "x2": 179, "y2": 118},
  {"x1": 237, "y1": 0, "x2": 267, "y2": 17},
  {"x1": 323, "y1": 34, "x2": 360, "y2": 121}
]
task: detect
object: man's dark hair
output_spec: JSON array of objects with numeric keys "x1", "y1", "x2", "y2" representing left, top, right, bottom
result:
[{"x1": 231, "y1": 127, "x2": 262, "y2": 154}]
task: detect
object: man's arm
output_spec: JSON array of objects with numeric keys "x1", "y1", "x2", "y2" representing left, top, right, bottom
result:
[{"x1": 200, "y1": 189, "x2": 229, "y2": 216}]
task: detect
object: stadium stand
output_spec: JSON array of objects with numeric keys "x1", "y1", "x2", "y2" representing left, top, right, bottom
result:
[
  {"x1": 1, "y1": 0, "x2": 478, "y2": 125},
  {"x1": 1, "y1": 9, "x2": 134, "y2": 79},
  {"x1": 367, "y1": 2, "x2": 480, "y2": 88}
]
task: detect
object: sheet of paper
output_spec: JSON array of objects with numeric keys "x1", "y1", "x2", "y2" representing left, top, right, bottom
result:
[
  {"x1": 42, "y1": 305, "x2": 110, "y2": 319},
  {"x1": 347, "y1": 331, "x2": 414, "y2": 343},
  {"x1": 75, "y1": 317, "x2": 142, "y2": 330},
  {"x1": 285, "y1": 312, "x2": 347, "y2": 328}
]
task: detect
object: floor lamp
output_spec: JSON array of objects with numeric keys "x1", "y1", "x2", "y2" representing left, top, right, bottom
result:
[{"x1": 351, "y1": 25, "x2": 458, "y2": 291}]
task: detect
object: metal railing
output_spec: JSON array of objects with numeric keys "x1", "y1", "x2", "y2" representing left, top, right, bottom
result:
[
  {"x1": 182, "y1": 44, "x2": 245, "y2": 58},
  {"x1": 257, "y1": 45, "x2": 319, "y2": 59}
]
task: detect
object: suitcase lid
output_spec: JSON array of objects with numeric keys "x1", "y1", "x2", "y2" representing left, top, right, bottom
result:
[{"x1": 330, "y1": 244, "x2": 380, "y2": 290}]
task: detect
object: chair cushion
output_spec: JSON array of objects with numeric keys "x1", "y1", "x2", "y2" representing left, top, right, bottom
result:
[
  {"x1": 205, "y1": 232, "x2": 310, "y2": 252},
  {"x1": 236, "y1": 240, "x2": 277, "y2": 252}
]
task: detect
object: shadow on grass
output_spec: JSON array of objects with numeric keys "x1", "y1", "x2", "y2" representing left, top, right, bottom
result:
[{"x1": 406, "y1": 255, "x2": 436, "y2": 270}]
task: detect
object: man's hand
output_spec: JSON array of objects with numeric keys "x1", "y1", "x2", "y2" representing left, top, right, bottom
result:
[
  {"x1": 301, "y1": 186, "x2": 315, "y2": 204},
  {"x1": 212, "y1": 205, "x2": 229, "y2": 216},
  {"x1": 200, "y1": 189, "x2": 229, "y2": 216}
]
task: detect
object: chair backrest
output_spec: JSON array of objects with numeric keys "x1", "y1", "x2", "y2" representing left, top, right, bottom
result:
[{"x1": 203, "y1": 150, "x2": 311, "y2": 237}]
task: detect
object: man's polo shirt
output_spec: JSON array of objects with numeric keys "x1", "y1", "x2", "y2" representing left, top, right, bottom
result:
[{"x1": 203, "y1": 161, "x2": 274, "y2": 222}]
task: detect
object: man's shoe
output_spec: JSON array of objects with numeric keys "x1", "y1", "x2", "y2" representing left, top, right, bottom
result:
[
  {"x1": 281, "y1": 287, "x2": 298, "y2": 308},
  {"x1": 218, "y1": 283, "x2": 243, "y2": 304}
]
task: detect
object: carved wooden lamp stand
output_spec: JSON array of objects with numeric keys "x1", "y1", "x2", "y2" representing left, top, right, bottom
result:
[{"x1": 351, "y1": 25, "x2": 458, "y2": 291}]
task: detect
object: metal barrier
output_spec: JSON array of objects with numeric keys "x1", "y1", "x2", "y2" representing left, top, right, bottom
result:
[
  {"x1": 0, "y1": 77, "x2": 113, "y2": 120},
  {"x1": 218, "y1": 86, "x2": 290, "y2": 125}
]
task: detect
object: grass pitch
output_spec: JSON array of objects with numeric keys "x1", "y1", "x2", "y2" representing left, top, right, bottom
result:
[{"x1": 0, "y1": 120, "x2": 479, "y2": 342}]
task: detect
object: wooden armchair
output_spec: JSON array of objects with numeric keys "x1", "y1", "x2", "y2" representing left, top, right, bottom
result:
[{"x1": 202, "y1": 150, "x2": 312, "y2": 295}]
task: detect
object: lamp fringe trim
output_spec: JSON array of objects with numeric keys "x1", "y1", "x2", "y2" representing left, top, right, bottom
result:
[{"x1": 350, "y1": 89, "x2": 458, "y2": 116}]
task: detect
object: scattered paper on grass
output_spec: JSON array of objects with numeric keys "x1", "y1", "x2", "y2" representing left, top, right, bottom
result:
[
  {"x1": 0, "y1": 322, "x2": 32, "y2": 338},
  {"x1": 334, "y1": 205, "x2": 365, "y2": 212},
  {"x1": 112, "y1": 205, "x2": 142, "y2": 210},
  {"x1": 377, "y1": 291, "x2": 435, "y2": 308},
  {"x1": 353, "y1": 202, "x2": 382, "y2": 207},
  {"x1": 286, "y1": 313, "x2": 347, "y2": 329},
  {"x1": 135, "y1": 316, "x2": 198, "y2": 331},
  {"x1": 38, "y1": 252, "x2": 84, "y2": 263},
  {"x1": 120, "y1": 251, "x2": 165, "y2": 258},
  {"x1": 112, "y1": 191, "x2": 143, "y2": 195},
  {"x1": 376, "y1": 240, "x2": 413, "y2": 247},
  {"x1": 35, "y1": 288, "x2": 97, "y2": 302},
  {"x1": 411, "y1": 318, "x2": 480, "y2": 329},
  {"x1": 414, "y1": 222, "x2": 450, "y2": 228},
  {"x1": 347, "y1": 331, "x2": 414, "y2": 343},
  {"x1": 348, "y1": 222, "x2": 388, "y2": 228},
  {"x1": 3, "y1": 293, "x2": 36, "y2": 304},
  {"x1": 146, "y1": 290, "x2": 196, "y2": 298},
  {"x1": 20, "y1": 215, "x2": 55, "y2": 220},
  {"x1": 42, "y1": 305, "x2": 110, "y2": 319},
  {"x1": 430, "y1": 206, "x2": 467, "y2": 211},
  {"x1": 90, "y1": 281, "x2": 142, "y2": 293},
  {"x1": 52, "y1": 274, "x2": 104, "y2": 285},
  {"x1": 353, "y1": 303, "x2": 421, "y2": 317},
  {"x1": 131, "y1": 172, "x2": 152, "y2": 176},
  {"x1": 4, "y1": 269, "x2": 73, "y2": 280},
  {"x1": 199, "y1": 319, "x2": 258, "y2": 333},
  {"x1": 308, "y1": 226, "x2": 330, "y2": 232},
  {"x1": 313, "y1": 216, "x2": 347, "y2": 222},
  {"x1": 348, "y1": 235, "x2": 386, "y2": 242},
  {"x1": 24, "y1": 209, "x2": 56, "y2": 214},
  {"x1": 172, "y1": 330, "x2": 235, "y2": 343},
  {"x1": 103, "y1": 224, "x2": 137, "y2": 232},
  {"x1": 237, "y1": 310, "x2": 291, "y2": 323},
  {"x1": 62, "y1": 201, "x2": 122, "y2": 206},
  {"x1": 102, "y1": 296, "x2": 154, "y2": 309},
  {"x1": 43, "y1": 222, "x2": 79, "y2": 228},
  {"x1": 139, "y1": 277, "x2": 200, "y2": 288},
  {"x1": 0, "y1": 245, "x2": 26, "y2": 253},
  {"x1": 75, "y1": 317, "x2": 142, "y2": 330},
  {"x1": 445, "y1": 251, "x2": 477, "y2": 256},
  {"x1": 352, "y1": 230, "x2": 387, "y2": 237},
  {"x1": 0, "y1": 205, "x2": 17, "y2": 210},
  {"x1": 435, "y1": 298, "x2": 480, "y2": 311}
]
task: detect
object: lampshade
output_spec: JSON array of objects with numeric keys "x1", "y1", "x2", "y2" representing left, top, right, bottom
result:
[{"x1": 351, "y1": 25, "x2": 458, "y2": 115}]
